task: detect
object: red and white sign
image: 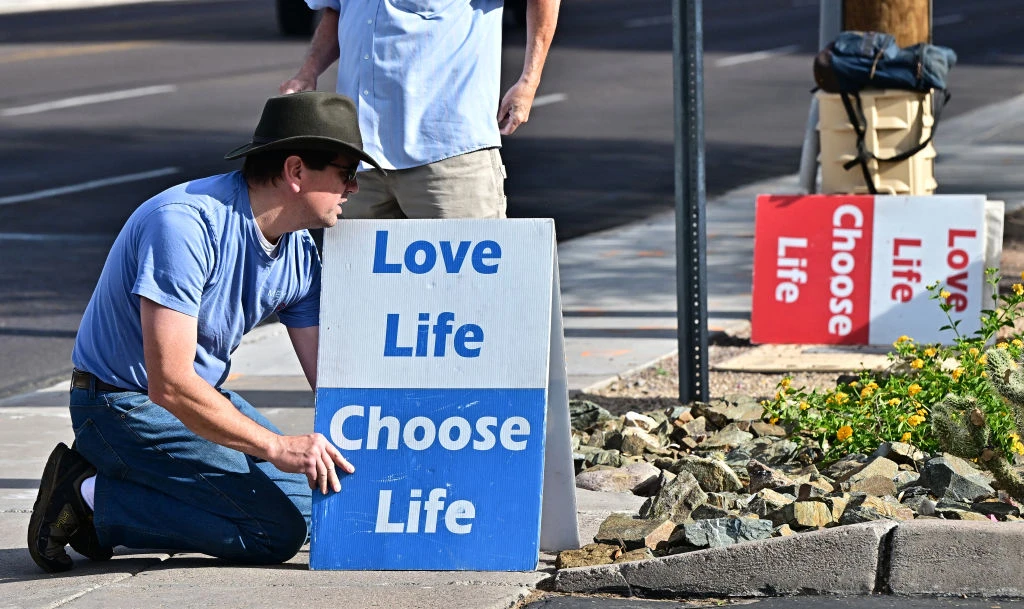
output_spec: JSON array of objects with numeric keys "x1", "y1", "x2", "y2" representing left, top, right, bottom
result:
[{"x1": 751, "y1": 195, "x2": 987, "y2": 345}]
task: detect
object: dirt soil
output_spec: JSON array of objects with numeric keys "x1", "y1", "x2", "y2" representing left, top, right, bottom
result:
[{"x1": 579, "y1": 208, "x2": 1024, "y2": 417}]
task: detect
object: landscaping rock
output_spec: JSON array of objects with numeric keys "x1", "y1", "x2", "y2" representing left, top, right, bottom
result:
[
  {"x1": 669, "y1": 455, "x2": 743, "y2": 493},
  {"x1": 623, "y1": 411, "x2": 659, "y2": 432},
  {"x1": 639, "y1": 471, "x2": 707, "y2": 523},
  {"x1": 749, "y1": 421, "x2": 787, "y2": 438},
  {"x1": 556, "y1": 542, "x2": 621, "y2": 569},
  {"x1": 575, "y1": 461, "x2": 661, "y2": 494},
  {"x1": 848, "y1": 475, "x2": 898, "y2": 497},
  {"x1": 745, "y1": 488, "x2": 794, "y2": 518},
  {"x1": 570, "y1": 400, "x2": 614, "y2": 430},
  {"x1": 594, "y1": 513, "x2": 676, "y2": 551},
  {"x1": 614, "y1": 548, "x2": 655, "y2": 564},
  {"x1": 701, "y1": 424, "x2": 754, "y2": 449},
  {"x1": 872, "y1": 441, "x2": 925, "y2": 468},
  {"x1": 668, "y1": 516, "x2": 773, "y2": 551},
  {"x1": 920, "y1": 454, "x2": 995, "y2": 502},
  {"x1": 767, "y1": 500, "x2": 834, "y2": 529},
  {"x1": 843, "y1": 456, "x2": 899, "y2": 485},
  {"x1": 972, "y1": 498, "x2": 1021, "y2": 520},
  {"x1": 839, "y1": 494, "x2": 915, "y2": 525},
  {"x1": 746, "y1": 459, "x2": 796, "y2": 493}
]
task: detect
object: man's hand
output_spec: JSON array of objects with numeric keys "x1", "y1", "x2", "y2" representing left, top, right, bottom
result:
[
  {"x1": 497, "y1": 79, "x2": 537, "y2": 136},
  {"x1": 270, "y1": 433, "x2": 355, "y2": 495},
  {"x1": 280, "y1": 75, "x2": 318, "y2": 95}
]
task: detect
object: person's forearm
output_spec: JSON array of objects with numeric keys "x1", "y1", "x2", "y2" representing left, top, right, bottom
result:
[
  {"x1": 296, "y1": 7, "x2": 341, "y2": 81},
  {"x1": 149, "y1": 374, "x2": 283, "y2": 461},
  {"x1": 519, "y1": 0, "x2": 560, "y2": 88}
]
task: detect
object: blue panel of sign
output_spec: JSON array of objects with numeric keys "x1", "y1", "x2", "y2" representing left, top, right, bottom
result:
[{"x1": 311, "y1": 388, "x2": 547, "y2": 571}]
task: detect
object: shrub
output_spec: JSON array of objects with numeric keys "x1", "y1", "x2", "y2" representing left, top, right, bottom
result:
[{"x1": 762, "y1": 269, "x2": 1024, "y2": 464}]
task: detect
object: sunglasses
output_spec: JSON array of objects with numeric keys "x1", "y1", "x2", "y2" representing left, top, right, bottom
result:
[{"x1": 327, "y1": 162, "x2": 359, "y2": 183}]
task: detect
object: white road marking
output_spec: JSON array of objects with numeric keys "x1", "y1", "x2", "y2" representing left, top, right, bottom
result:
[
  {"x1": 1, "y1": 84, "x2": 177, "y2": 117},
  {"x1": 934, "y1": 14, "x2": 965, "y2": 27},
  {"x1": 0, "y1": 233, "x2": 111, "y2": 241},
  {"x1": 533, "y1": 93, "x2": 568, "y2": 107},
  {"x1": 0, "y1": 167, "x2": 180, "y2": 206},
  {"x1": 624, "y1": 15, "x2": 672, "y2": 28},
  {"x1": 715, "y1": 44, "x2": 800, "y2": 68}
]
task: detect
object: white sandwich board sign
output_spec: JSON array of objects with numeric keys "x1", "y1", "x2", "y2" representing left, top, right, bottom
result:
[{"x1": 311, "y1": 219, "x2": 579, "y2": 571}]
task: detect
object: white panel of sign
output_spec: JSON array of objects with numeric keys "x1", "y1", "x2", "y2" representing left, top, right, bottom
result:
[
  {"x1": 318, "y1": 220, "x2": 553, "y2": 389},
  {"x1": 867, "y1": 195, "x2": 987, "y2": 344}
]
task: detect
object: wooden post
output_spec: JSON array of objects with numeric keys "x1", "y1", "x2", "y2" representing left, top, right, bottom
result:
[{"x1": 844, "y1": 0, "x2": 931, "y2": 47}]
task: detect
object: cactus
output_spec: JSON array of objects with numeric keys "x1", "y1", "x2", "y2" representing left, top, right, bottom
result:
[{"x1": 931, "y1": 347, "x2": 1024, "y2": 501}]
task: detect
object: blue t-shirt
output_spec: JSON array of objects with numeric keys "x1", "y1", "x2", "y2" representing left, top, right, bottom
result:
[{"x1": 72, "y1": 171, "x2": 321, "y2": 391}]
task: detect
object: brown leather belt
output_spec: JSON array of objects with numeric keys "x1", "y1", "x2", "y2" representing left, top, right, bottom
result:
[{"x1": 71, "y1": 368, "x2": 133, "y2": 393}]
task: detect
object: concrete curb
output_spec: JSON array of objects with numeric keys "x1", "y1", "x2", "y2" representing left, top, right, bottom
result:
[
  {"x1": 553, "y1": 518, "x2": 1024, "y2": 599},
  {"x1": 553, "y1": 521, "x2": 895, "y2": 597},
  {"x1": 888, "y1": 520, "x2": 1024, "y2": 597}
]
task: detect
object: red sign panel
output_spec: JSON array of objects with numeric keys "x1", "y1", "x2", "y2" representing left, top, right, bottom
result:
[{"x1": 752, "y1": 195, "x2": 875, "y2": 344}]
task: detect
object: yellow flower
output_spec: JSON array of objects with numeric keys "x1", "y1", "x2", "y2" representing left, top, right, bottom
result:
[
  {"x1": 799, "y1": 401, "x2": 809, "y2": 411},
  {"x1": 866, "y1": 381, "x2": 879, "y2": 390},
  {"x1": 979, "y1": 354, "x2": 988, "y2": 365},
  {"x1": 924, "y1": 347, "x2": 937, "y2": 357},
  {"x1": 998, "y1": 342, "x2": 1010, "y2": 350},
  {"x1": 836, "y1": 425, "x2": 853, "y2": 442},
  {"x1": 901, "y1": 432, "x2": 912, "y2": 442},
  {"x1": 952, "y1": 368, "x2": 964, "y2": 381},
  {"x1": 916, "y1": 408, "x2": 927, "y2": 417},
  {"x1": 860, "y1": 387, "x2": 874, "y2": 398},
  {"x1": 910, "y1": 359, "x2": 924, "y2": 369},
  {"x1": 908, "y1": 383, "x2": 922, "y2": 397},
  {"x1": 894, "y1": 335, "x2": 912, "y2": 347},
  {"x1": 769, "y1": 417, "x2": 779, "y2": 424},
  {"x1": 1014, "y1": 339, "x2": 1024, "y2": 348},
  {"x1": 940, "y1": 289, "x2": 952, "y2": 300},
  {"x1": 888, "y1": 398, "x2": 901, "y2": 406},
  {"x1": 907, "y1": 414, "x2": 926, "y2": 427},
  {"x1": 780, "y1": 378, "x2": 792, "y2": 389},
  {"x1": 1014, "y1": 440, "x2": 1024, "y2": 456},
  {"x1": 834, "y1": 391, "x2": 849, "y2": 405},
  {"x1": 982, "y1": 371, "x2": 988, "y2": 377},
  {"x1": 1014, "y1": 283, "x2": 1024, "y2": 296},
  {"x1": 775, "y1": 391, "x2": 781, "y2": 400},
  {"x1": 969, "y1": 347, "x2": 980, "y2": 357}
]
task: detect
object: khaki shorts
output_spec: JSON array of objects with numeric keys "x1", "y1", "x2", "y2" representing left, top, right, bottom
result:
[{"x1": 341, "y1": 148, "x2": 507, "y2": 219}]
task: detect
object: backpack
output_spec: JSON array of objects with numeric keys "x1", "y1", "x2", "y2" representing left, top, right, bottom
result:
[{"x1": 813, "y1": 31, "x2": 958, "y2": 194}]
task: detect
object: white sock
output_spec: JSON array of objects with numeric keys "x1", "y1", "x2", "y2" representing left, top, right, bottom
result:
[{"x1": 80, "y1": 475, "x2": 96, "y2": 511}]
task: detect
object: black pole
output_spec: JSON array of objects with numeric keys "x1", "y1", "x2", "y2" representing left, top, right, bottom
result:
[{"x1": 673, "y1": 0, "x2": 709, "y2": 403}]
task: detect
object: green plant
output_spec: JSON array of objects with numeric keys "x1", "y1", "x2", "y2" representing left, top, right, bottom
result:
[
  {"x1": 932, "y1": 348, "x2": 1024, "y2": 501},
  {"x1": 763, "y1": 269, "x2": 1024, "y2": 464}
]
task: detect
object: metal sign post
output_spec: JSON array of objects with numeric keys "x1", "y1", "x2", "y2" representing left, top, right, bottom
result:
[{"x1": 672, "y1": 0, "x2": 708, "y2": 403}]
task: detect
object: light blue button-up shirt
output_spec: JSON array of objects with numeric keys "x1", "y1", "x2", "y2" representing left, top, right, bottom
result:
[{"x1": 306, "y1": 0, "x2": 504, "y2": 171}]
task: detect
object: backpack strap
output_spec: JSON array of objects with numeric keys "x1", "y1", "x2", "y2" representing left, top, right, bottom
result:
[
  {"x1": 839, "y1": 89, "x2": 952, "y2": 193},
  {"x1": 838, "y1": 91, "x2": 878, "y2": 194}
]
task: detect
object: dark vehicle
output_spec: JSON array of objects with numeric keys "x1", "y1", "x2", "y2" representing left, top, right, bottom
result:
[{"x1": 276, "y1": 1, "x2": 527, "y2": 37}]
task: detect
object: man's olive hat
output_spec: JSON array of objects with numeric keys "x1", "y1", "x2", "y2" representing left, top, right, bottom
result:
[{"x1": 224, "y1": 92, "x2": 383, "y2": 171}]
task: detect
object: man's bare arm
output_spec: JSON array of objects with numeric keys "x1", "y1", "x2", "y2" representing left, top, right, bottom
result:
[
  {"x1": 141, "y1": 298, "x2": 352, "y2": 493},
  {"x1": 280, "y1": 7, "x2": 341, "y2": 94},
  {"x1": 498, "y1": 0, "x2": 561, "y2": 135},
  {"x1": 287, "y1": 325, "x2": 319, "y2": 390}
]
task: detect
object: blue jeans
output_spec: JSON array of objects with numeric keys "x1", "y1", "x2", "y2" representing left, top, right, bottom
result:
[{"x1": 69, "y1": 384, "x2": 310, "y2": 564}]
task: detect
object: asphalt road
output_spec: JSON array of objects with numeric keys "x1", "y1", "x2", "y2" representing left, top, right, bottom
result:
[
  {"x1": 0, "y1": 0, "x2": 1021, "y2": 397},
  {"x1": 524, "y1": 594, "x2": 1024, "y2": 609}
]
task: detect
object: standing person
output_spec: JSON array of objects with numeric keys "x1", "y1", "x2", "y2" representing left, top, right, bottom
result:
[
  {"x1": 280, "y1": 0, "x2": 560, "y2": 219},
  {"x1": 27, "y1": 92, "x2": 382, "y2": 573}
]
